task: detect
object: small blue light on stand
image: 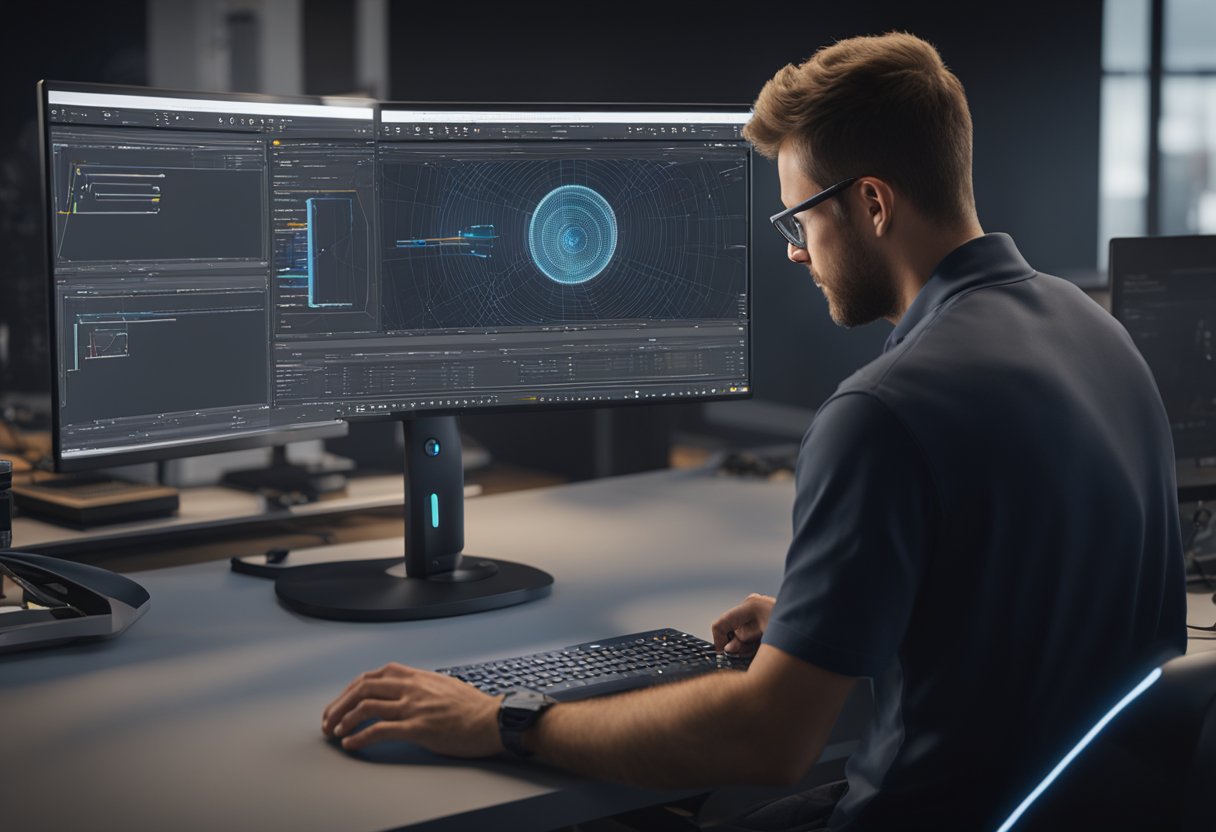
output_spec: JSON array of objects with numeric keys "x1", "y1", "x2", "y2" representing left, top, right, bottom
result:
[
  {"x1": 425, "y1": 439, "x2": 441, "y2": 457},
  {"x1": 430, "y1": 493, "x2": 440, "y2": 528}
]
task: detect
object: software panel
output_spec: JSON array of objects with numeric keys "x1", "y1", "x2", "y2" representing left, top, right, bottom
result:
[
  {"x1": 1111, "y1": 235, "x2": 1216, "y2": 501},
  {"x1": 40, "y1": 84, "x2": 752, "y2": 618},
  {"x1": 42, "y1": 87, "x2": 368, "y2": 465}
]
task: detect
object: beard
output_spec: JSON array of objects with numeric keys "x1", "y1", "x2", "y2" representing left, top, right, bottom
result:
[{"x1": 814, "y1": 218, "x2": 900, "y2": 328}]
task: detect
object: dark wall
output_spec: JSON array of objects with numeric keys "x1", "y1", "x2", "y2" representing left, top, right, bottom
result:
[
  {"x1": 0, "y1": 1, "x2": 147, "y2": 395},
  {"x1": 303, "y1": 0, "x2": 356, "y2": 95},
  {"x1": 388, "y1": 0, "x2": 1103, "y2": 413}
]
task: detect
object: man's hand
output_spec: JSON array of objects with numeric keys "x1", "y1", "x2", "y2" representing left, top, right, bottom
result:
[
  {"x1": 321, "y1": 662, "x2": 504, "y2": 756},
  {"x1": 711, "y1": 593, "x2": 776, "y2": 657}
]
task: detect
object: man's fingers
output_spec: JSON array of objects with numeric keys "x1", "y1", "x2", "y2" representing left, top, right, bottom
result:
[
  {"x1": 712, "y1": 607, "x2": 758, "y2": 650},
  {"x1": 731, "y1": 619, "x2": 764, "y2": 643},
  {"x1": 323, "y1": 682, "x2": 370, "y2": 732},
  {"x1": 723, "y1": 636, "x2": 761, "y2": 657},
  {"x1": 341, "y1": 664, "x2": 398, "y2": 694},
  {"x1": 333, "y1": 698, "x2": 406, "y2": 738},
  {"x1": 722, "y1": 634, "x2": 757, "y2": 654},
  {"x1": 323, "y1": 677, "x2": 410, "y2": 734},
  {"x1": 714, "y1": 595, "x2": 776, "y2": 652},
  {"x1": 324, "y1": 672, "x2": 374, "y2": 720},
  {"x1": 341, "y1": 718, "x2": 416, "y2": 751},
  {"x1": 712, "y1": 600, "x2": 752, "y2": 648},
  {"x1": 711, "y1": 618, "x2": 733, "y2": 651},
  {"x1": 712, "y1": 617, "x2": 744, "y2": 651}
]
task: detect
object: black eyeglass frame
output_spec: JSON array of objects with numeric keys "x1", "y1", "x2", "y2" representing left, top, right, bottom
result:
[{"x1": 768, "y1": 176, "x2": 859, "y2": 248}]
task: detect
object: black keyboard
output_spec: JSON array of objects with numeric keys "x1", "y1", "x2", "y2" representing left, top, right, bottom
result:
[{"x1": 437, "y1": 628, "x2": 750, "y2": 701}]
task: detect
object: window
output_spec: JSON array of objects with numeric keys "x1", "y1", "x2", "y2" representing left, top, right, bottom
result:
[{"x1": 1101, "y1": 0, "x2": 1216, "y2": 269}]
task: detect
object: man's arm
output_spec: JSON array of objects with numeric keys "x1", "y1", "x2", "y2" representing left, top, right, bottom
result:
[
  {"x1": 323, "y1": 642, "x2": 855, "y2": 790},
  {"x1": 527, "y1": 643, "x2": 855, "y2": 788}
]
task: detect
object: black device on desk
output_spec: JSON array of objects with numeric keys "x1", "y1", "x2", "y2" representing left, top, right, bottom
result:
[
  {"x1": 0, "y1": 550, "x2": 150, "y2": 653},
  {"x1": 0, "y1": 452, "x2": 150, "y2": 652},
  {"x1": 38, "y1": 83, "x2": 753, "y2": 621}
]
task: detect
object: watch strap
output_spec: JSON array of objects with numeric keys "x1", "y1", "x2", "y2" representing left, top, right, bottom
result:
[{"x1": 498, "y1": 689, "x2": 556, "y2": 758}]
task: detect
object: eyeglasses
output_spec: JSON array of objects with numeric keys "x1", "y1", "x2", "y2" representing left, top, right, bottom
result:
[{"x1": 768, "y1": 177, "x2": 859, "y2": 249}]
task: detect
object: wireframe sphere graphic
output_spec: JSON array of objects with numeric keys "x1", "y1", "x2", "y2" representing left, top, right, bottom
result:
[{"x1": 528, "y1": 185, "x2": 618, "y2": 284}]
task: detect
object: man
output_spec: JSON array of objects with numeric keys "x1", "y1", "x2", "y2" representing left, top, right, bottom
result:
[{"x1": 322, "y1": 32, "x2": 1186, "y2": 830}]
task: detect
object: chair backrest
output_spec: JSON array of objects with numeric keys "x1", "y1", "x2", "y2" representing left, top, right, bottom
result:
[{"x1": 996, "y1": 649, "x2": 1216, "y2": 832}]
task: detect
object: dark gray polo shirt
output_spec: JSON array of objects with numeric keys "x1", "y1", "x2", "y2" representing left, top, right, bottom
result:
[{"x1": 763, "y1": 233, "x2": 1186, "y2": 830}]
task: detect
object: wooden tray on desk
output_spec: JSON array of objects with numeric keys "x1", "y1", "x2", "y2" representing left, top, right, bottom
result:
[{"x1": 13, "y1": 475, "x2": 179, "y2": 529}]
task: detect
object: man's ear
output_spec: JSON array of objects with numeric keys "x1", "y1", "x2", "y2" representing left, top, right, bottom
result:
[{"x1": 857, "y1": 178, "x2": 895, "y2": 238}]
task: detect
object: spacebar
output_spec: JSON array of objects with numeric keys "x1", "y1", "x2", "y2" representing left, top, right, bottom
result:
[{"x1": 545, "y1": 666, "x2": 713, "y2": 701}]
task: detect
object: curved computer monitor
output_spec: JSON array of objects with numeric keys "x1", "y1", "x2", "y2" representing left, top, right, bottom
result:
[
  {"x1": 39, "y1": 83, "x2": 754, "y2": 618},
  {"x1": 1110, "y1": 234, "x2": 1216, "y2": 502},
  {"x1": 369, "y1": 100, "x2": 753, "y2": 414}
]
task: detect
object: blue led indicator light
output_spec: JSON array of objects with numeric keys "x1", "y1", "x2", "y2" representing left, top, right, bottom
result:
[{"x1": 430, "y1": 493, "x2": 439, "y2": 528}]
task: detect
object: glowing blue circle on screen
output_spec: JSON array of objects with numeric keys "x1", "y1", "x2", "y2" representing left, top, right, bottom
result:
[{"x1": 528, "y1": 185, "x2": 618, "y2": 284}]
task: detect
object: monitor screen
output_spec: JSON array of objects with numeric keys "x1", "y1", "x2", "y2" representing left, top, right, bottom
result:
[
  {"x1": 41, "y1": 85, "x2": 752, "y2": 469},
  {"x1": 341, "y1": 104, "x2": 752, "y2": 416},
  {"x1": 1110, "y1": 235, "x2": 1216, "y2": 500},
  {"x1": 41, "y1": 85, "x2": 364, "y2": 467}
]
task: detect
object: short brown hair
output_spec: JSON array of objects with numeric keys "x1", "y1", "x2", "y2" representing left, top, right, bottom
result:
[{"x1": 744, "y1": 32, "x2": 975, "y2": 225}]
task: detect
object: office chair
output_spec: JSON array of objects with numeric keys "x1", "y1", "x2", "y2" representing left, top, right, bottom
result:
[{"x1": 998, "y1": 649, "x2": 1216, "y2": 831}]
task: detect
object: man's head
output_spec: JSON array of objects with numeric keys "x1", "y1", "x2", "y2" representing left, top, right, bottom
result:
[{"x1": 744, "y1": 32, "x2": 979, "y2": 327}]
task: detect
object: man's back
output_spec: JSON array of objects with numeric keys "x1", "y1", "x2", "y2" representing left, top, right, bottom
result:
[{"x1": 762, "y1": 234, "x2": 1187, "y2": 830}]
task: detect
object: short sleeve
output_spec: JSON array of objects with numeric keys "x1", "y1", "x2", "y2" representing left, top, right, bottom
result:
[{"x1": 762, "y1": 391, "x2": 939, "y2": 678}]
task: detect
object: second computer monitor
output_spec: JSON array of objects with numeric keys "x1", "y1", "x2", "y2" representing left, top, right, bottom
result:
[{"x1": 1110, "y1": 234, "x2": 1216, "y2": 501}]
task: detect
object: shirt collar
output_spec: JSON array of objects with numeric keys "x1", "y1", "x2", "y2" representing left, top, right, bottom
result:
[{"x1": 884, "y1": 233, "x2": 1036, "y2": 352}]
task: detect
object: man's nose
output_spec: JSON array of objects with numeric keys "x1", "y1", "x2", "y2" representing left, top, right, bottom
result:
[{"x1": 787, "y1": 243, "x2": 810, "y2": 264}]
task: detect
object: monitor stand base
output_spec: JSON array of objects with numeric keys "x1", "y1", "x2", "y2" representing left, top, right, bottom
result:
[
  {"x1": 270, "y1": 415, "x2": 555, "y2": 621},
  {"x1": 273, "y1": 556, "x2": 552, "y2": 621}
]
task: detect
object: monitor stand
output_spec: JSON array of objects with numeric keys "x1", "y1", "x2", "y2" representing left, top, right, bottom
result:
[{"x1": 273, "y1": 415, "x2": 554, "y2": 621}]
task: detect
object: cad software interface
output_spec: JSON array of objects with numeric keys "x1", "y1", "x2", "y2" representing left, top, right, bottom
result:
[
  {"x1": 45, "y1": 89, "x2": 751, "y2": 461},
  {"x1": 1117, "y1": 258, "x2": 1216, "y2": 485}
]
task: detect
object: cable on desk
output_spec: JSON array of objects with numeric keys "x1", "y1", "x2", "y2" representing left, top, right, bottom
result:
[{"x1": 260, "y1": 521, "x2": 336, "y2": 547}]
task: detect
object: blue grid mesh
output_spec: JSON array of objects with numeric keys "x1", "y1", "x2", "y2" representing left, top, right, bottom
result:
[{"x1": 527, "y1": 185, "x2": 618, "y2": 284}]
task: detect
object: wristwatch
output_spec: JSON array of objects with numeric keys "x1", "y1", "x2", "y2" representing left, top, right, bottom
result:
[{"x1": 498, "y1": 689, "x2": 557, "y2": 757}]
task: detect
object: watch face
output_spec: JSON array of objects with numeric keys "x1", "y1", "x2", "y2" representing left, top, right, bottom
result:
[
  {"x1": 506, "y1": 689, "x2": 547, "y2": 710},
  {"x1": 501, "y1": 690, "x2": 554, "y2": 729}
]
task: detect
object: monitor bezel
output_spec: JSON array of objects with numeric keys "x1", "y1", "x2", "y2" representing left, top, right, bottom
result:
[
  {"x1": 1109, "y1": 234, "x2": 1216, "y2": 503},
  {"x1": 378, "y1": 99, "x2": 756, "y2": 117},
  {"x1": 39, "y1": 82, "x2": 754, "y2": 470}
]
